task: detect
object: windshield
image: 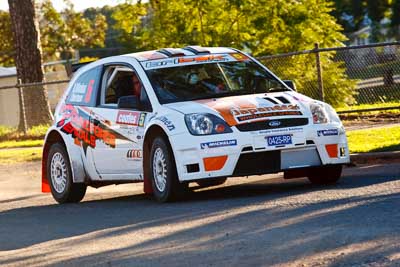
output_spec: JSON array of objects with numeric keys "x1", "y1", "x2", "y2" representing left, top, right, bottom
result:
[{"x1": 145, "y1": 60, "x2": 290, "y2": 104}]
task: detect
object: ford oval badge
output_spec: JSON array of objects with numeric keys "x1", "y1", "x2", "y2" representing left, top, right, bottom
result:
[{"x1": 269, "y1": 120, "x2": 281, "y2": 127}]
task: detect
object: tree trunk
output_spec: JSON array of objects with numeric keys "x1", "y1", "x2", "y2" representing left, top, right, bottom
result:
[{"x1": 8, "y1": 0, "x2": 52, "y2": 130}]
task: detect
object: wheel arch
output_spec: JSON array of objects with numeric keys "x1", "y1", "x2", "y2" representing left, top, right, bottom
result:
[
  {"x1": 142, "y1": 124, "x2": 174, "y2": 194},
  {"x1": 42, "y1": 129, "x2": 87, "y2": 193}
]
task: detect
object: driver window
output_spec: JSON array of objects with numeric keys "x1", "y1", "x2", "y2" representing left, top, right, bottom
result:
[
  {"x1": 101, "y1": 65, "x2": 152, "y2": 111},
  {"x1": 102, "y1": 66, "x2": 142, "y2": 106}
]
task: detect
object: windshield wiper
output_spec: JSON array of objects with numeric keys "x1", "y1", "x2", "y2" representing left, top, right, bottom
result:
[
  {"x1": 267, "y1": 87, "x2": 290, "y2": 93},
  {"x1": 186, "y1": 90, "x2": 249, "y2": 101}
]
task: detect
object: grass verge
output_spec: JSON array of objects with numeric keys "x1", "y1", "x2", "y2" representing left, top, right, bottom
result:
[
  {"x1": 0, "y1": 147, "x2": 42, "y2": 164},
  {"x1": 0, "y1": 124, "x2": 48, "y2": 142},
  {"x1": 0, "y1": 139, "x2": 44, "y2": 149},
  {"x1": 347, "y1": 125, "x2": 400, "y2": 153},
  {"x1": 337, "y1": 102, "x2": 400, "y2": 115}
]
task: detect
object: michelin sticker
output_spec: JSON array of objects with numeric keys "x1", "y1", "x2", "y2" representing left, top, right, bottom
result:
[
  {"x1": 200, "y1": 139, "x2": 237, "y2": 149},
  {"x1": 317, "y1": 129, "x2": 339, "y2": 137}
]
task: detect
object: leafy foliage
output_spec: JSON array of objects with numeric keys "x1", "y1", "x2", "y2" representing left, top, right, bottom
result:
[
  {"x1": 0, "y1": 10, "x2": 14, "y2": 66},
  {"x1": 112, "y1": 0, "x2": 356, "y2": 106},
  {"x1": 0, "y1": 0, "x2": 107, "y2": 65},
  {"x1": 39, "y1": 0, "x2": 107, "y2": 61},
  {"x1": 0, "y1": 124, "x2": 48, "y2": 141}
]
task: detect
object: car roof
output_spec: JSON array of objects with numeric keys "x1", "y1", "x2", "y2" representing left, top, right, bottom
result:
[
  {"x1": 72, "y1": 46, "x2": 239, "y2": 75},
  {"x1": 122, "y1": 46, "x2": 238, "y2": 62}
]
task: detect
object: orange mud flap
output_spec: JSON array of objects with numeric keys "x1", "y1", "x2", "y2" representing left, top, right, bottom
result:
[
  {"x1": 42, "y1": 177, "x2": 51, "y2": 193},
  {"x1": 41, "y1": 147, "x2": 51, "y2": 193},
  {"x1": 143, "y1": 175, "x2": 153, "y2": 195}
]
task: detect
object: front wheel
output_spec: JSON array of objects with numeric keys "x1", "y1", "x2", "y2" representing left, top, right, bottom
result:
[
  {"x1": 307, "y1": 165, "x2": 343, "y2": 185},
  {"x1": 150, "y1": 137, "x2": 187, "y2": 202},
  {"x1": 47, "y1": 143, "x2": 87, "y2": 203}
]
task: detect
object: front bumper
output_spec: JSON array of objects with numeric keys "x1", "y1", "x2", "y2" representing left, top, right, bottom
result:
[{"x1": 170, "y1": 124, "x2": 350, "y2": 182}]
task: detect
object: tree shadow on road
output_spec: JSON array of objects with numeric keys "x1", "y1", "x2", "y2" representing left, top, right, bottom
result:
[{"x1": 0, "y1": 165, "x2": 399, "y2": 266}]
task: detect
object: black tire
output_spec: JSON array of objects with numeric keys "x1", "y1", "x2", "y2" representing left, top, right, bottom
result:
[
  {"x1": 307, "y1": 165, "x2": 343, "y2": 185},
  {"x1": 150, "y1": 137, "x2": 187, "y2": 202},
  {"x1": 197, "y1": 177, "x2": 227, "y2": 188},
  {"x1": 47, "y1": 143, "x2": 87, "y2": 203}
]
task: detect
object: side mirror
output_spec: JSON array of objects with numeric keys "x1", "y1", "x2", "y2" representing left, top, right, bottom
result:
[
  {"x1": 117, "y1": 95, "x2": 139, "y2": 110},
  {"x1": 283, "y1": 80, "x2": 297, "y2": 91}
]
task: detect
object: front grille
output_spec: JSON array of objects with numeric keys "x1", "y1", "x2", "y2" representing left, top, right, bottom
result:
[
  {"x1": 235, "y1": 118, "x2": 308, "y2": 132},
  {"x1": 233, "y1": 151, "x2": 281, "y2": 176}
]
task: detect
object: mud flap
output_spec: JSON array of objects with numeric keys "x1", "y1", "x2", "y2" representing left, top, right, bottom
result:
[
  {"x1": 42, "y1": 148, "x2": 51, "y2": 193},
  {"x1": 143, "y1": 175, "x2": 153, "y2": 195}
]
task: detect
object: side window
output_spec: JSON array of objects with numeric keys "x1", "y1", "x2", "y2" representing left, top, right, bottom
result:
[
  {"x1": 67, "y1": 66, "x2": 102, "y2": 106},
  {"x1": 101, "y1": 65, "x2": 149, "y2": 110}
]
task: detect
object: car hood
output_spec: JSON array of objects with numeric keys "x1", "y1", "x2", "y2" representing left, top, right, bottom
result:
[{"x1": 164, "y1": 91, "x2": 313, "y2": 126}]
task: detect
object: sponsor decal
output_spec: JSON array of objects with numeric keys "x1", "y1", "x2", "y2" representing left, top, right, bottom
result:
[
  {"x1": 259, "y1": 127, "x2": 303, "y2": 135},
  {"x1": 84, "y1": 79, "x2": 95, "y2": 103},
  {"x1": 317, "y1": 129, "x2": 339, "y2": 137},
  {"x1": 57, "y1": 104, "x2": 130, "y2": 150},
  {"x1": 196, "y1": 97, "x2": 304, "y2": 126},
  {"x1": 138, "y1": 113, "x2": 146, "y2": 127},
  {"x1": 230, "y1": 53, "x2": 250, "y2": 61},
  {"x1": 69, "y1": 79, "x2": 95, "y2": 104},
  {"x1": 116, "y1": 111, "x2": 140, "y2": 126},
  {"x1": 200, "y1": 139, "x2": 237, "y2": 149},
  {"x1": 127, "y1": 149, "x2": 142, "y2": 160},
  {"x1": 157, "y1": 116, "x2": 175, "y2": 131},
  {"x1": 231, "y1": 104, "x2": 302, "y2": 122},
  {"x1": 143, "y1": 54, "x2": 233, "y2": 70}
]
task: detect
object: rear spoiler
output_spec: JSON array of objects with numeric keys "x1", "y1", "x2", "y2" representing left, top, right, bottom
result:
[{"x1": 65, "y1": 61, "x2": 95, "y2": 77}]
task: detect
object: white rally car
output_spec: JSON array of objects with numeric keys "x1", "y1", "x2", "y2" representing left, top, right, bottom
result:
[{"x1": 42, "y1": 46, "x2": 349, "y2": 203}]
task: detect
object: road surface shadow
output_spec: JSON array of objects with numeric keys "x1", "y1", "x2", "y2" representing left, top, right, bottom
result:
[{"x1": 0, "y1": 164, "x2": 399, "y2": 266}]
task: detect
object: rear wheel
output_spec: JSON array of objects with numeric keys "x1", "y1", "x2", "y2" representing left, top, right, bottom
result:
[
  {"x1": 307, "y1": 165, "x2": 343, "y2": 185},
  {"x1": 197, "y1": 177, "x2": 227, "y2": 188},
  {"x1": 47, "y1": 143, "x2": 86, "y2": 203},
  {"x1": 150, "y1": 137, "x2": 187, "y2": 202}
]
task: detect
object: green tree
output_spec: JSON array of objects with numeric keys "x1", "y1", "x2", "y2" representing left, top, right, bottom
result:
[
  {"x1": 84, "y1": 6, "x2": 121, "y2": 48},
  {"x1": 391, "y1": 0, "x2": 400, "y2": 38},
  {"x1": 111, "y1": 1, "x2": 147, "y2": 51},
  {"x1": 113, "y1": 0, "x2": 357, "y2": 107},
  {"x1": 38, "y1": 0, "x2": 107, "y2": 61},
  {"x1": 8, "y1": 0, "x2": 53, "y2": 129},
  {"x1": 0, "y1": 1, "x2": 108, "y2": 65},
  {"x1": 0, "y1": 11, "x2": 14, "y2": 66}
]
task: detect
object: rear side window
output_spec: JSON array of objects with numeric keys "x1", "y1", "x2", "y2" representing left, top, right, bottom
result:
[{"x1": 67, "y1": 66, "x2": 102, "y2": 106}]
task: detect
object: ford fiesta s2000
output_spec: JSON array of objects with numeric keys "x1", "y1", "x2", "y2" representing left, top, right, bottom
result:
[{"x1": 42, "y1": 46, "x2": 349, "y2": 203}]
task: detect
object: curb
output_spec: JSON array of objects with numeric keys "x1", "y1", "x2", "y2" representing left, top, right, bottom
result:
[{"x1": 350, "y1": 151, "x2": 400, "y2": 164}]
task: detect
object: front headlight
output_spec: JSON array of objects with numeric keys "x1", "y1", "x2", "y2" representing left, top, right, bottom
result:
[
  {"x1": 310, "y1": 102, "x2": 329, "y2": 124},
  {"x1": 185, "y1": 113, "x2": 233, "y2": 135},
  {"x1": 325, "y1": 104, "x2": 341, "y2": 124}
]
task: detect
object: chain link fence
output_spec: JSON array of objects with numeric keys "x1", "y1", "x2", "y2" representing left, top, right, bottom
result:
[
  {"x1": 258, "y1": 42, "x2": 400, "y2": 109},
  {"x1": 1, "y1": 42, "x2": 399, "y2": 130}
]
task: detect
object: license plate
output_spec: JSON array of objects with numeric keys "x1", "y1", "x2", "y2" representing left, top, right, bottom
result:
[{"x1": 266, "y1": 134, "x2": 292, "y2": 146}]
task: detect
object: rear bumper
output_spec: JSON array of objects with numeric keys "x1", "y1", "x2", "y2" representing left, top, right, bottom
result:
[{"x1": 169, "y1": 124, "x2": 350, "y2": 182}]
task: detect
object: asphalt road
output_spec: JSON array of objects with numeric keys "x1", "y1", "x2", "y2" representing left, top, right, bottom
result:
[{"x1": 0, "y1": 162, "x2": 399, "y2": 267}]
